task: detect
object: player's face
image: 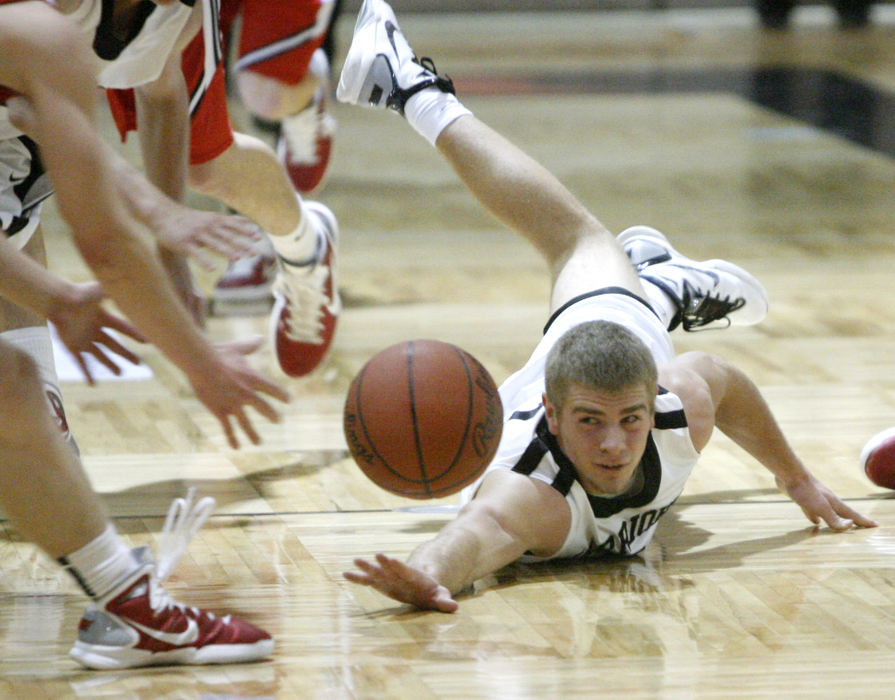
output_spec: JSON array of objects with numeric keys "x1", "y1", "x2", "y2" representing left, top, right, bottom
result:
[{"x1": 544, "y1": 382, "x2": 654, "y2": 497}]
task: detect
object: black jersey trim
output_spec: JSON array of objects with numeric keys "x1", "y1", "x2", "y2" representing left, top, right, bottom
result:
[
  {"x1": 509, "y1": 414, "x2": 666, "y2": 518},
  {"x1": 543, "y1": 286, "x2": 659, "y2": 335},
  {"x1": 94, "y1": 0, "x2": 157, "y2": 61},
  {"x1": 187, "y1": 0, "x2": 223, "y2": 117},
  {"x1": 13, "y1": 136, "x2": 51, "y2": 214},
  {"x1": 3, "y1": 136, "x2": 52, "y2": 236},
  {"x1": 511, "y1": 435, "x2": 549, "y2": 477},
  {"x1": 508, "y1": 405, "x2": 543, "y2": 422},
  {"x1": 655, "y1": 385, "x2": 688, "y2": 429},
  {"x1": 655, "y1": 409, "x2": 687, "y2": 430}
]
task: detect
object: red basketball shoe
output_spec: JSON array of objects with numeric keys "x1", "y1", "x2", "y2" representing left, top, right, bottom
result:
[
  {"x1": 277, "y1": 50, "x2": 336, "y2": 194},
  {"x1": 69, "y1": 547, "x2": 273, "y2": 669},
  {"x1": 213, "y1": 236, "x2": 277, "y2": 308},
  {"x1": 270, "y1": 200, "x2": 340, "y2": 377}
]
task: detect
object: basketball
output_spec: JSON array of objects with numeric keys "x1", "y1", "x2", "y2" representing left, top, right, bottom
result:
[
  {"x1": 861, "y1": 426, "x2": 895, "y2": 489},
  {"x1": 343, "y1": 339, "x2": 503, "y2": 499}
]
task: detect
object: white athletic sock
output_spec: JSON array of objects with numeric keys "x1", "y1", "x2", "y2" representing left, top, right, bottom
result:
[
  {"x1": 268, "y1": 197, "x2": 319, "y2": 265},
  {"x1": 639, "y1": 279, "x2": 679, "y2": 331},
  {"x1": 405, "y1": 89, "x2": 472, "y2": 146},
  {"x1": 58, "y1": 524, "x2": 137, "y2": 600}
]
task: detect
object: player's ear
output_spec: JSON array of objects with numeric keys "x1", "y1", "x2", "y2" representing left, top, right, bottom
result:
[{"x1": 543, "y1": 393, "x2": 559, "y2": 435}]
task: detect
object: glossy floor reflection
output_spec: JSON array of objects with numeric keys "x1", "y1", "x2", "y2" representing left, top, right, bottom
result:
[{"x1": 4, "y1": 5, "x2": 895, "y2": 699}]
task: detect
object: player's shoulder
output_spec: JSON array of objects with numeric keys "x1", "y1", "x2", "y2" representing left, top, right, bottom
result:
[{"x1": 657, "y1": 352, "x2": 718, "y2": 450}]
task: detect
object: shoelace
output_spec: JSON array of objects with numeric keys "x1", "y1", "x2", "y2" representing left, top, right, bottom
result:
[
  {"x1": 146, "y1": 488, "x2": 216, "y2": 617},
  {"x1": 273, "y1": 253, "x2": 331, "y2": 343},
  {"x1": 682, "y1": 293, "x2": 745, "y2": 331},
  {"x1": 156, "y1": 488, "x2": 216, "y2": 583}
]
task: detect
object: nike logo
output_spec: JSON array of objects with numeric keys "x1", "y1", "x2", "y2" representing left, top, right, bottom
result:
[
  {"x1": 672, "y1": 264, "x2": 720, "y2": 286},
  {"x1": 129, "y1": 616, "x2": 200, "y2": 646},
  {"x1": 385, "y1": 21, "x2": 399, "y2": 55}
]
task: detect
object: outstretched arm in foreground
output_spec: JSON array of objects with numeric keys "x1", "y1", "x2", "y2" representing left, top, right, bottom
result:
[
  {"x1": 7, "y1": 83, "x2": 261, "y2": 273},
  {"x1": 0, "y1": 237, "x2": 143, "y2": 383},
  {"x1": 663, "y1": 351, "x2": 877, "y2": 531},
  {"x1": 1, "y1": 3, "x2": 289, "y2": 447},
  {"x1": 345, "y1": 470, "x2": 571, "y2": 611}
]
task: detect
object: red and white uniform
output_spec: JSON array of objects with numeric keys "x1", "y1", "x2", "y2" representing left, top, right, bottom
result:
[
  {"x1": 221, "y1": 0, "x2": 334, "y2": 84},
  {"x1": 0, "y1": 0, "x2": 209, "y2": 239},
  {"x1": 103, "y1": 0, "x2": 235, "y2": 165},
  {"x1": 108, "y1": 0, "x2": 334, "y2": 167},
  {"x1": 0, "y1": 0, "x2": 56, "y2": 242},
  {"x1": 69, "y1": 0, "x2": 197, "y2": 89}
]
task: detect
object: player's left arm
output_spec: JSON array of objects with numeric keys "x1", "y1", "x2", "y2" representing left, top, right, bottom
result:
[
  {"x1": 345, "y1": 470, "x2": 571, "y2": 611},
  {"x1": 663, "y1": 351, "x2": 877, "y2": 531},
  {"x1": 133, "y1": 4, "x2": 205, "y2": 322}
]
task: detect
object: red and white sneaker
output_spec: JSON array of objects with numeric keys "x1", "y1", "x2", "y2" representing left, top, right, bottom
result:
[
  {"x1": 269, "y1": 201, "x2": 340, "y2": 377},
  {"x1": 277, "y1": 49, "x2": 336, "y2": 194},
  {"x1": 69, "y1": 493, "x2": 274, "y2": 669},
  {"x1": 213, "y1": 236, "x2": 277, "y2": 306}
]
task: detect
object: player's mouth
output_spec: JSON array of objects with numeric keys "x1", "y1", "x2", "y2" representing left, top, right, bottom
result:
[{"x1": 596, "y1": 461, "x2": 627, "y2": 472}]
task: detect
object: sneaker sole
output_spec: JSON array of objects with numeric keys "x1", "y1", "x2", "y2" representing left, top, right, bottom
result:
[
  {"x1": 336, "y1": 0, "x2": 397, "y2": 107},
  {"x1": 69, "y1": 638, "x2": 275, "y2": 669}
]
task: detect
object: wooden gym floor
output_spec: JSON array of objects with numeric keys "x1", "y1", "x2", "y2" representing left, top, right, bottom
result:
[{"x1": 4, "y1": 5, "x2": 895, "y2": 698}]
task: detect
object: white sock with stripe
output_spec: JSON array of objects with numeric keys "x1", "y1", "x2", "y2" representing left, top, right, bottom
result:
[
  {"x1": 58, "y1": 524, "x2": 137, "y2": 600},
  {"x1": 268, "y1": 198, "x2": 319, "y2": 265}
]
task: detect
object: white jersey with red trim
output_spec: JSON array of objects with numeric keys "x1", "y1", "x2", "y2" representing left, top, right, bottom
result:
[{"x1": 0, "y1": 0, "x2": 196, "y2": 138}]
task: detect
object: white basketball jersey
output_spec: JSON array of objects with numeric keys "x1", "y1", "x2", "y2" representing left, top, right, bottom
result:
[
  {"x1": 459, "y1": 290, "x2": 700, "y2": 559},
  {"x1": 67, "y1": 0, "x2": 196, "y2": 89},
  {"x1": 465, "y1": 389, "x2": 699, "y2": 559}
]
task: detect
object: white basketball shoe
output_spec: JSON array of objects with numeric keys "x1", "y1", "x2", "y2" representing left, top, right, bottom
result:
[
  {"x1": 617, "y1": 225, "x2": 769, "y2": 331},
  {"x1": 336, "y1": 0, "x2": 456, "y2": 114}
]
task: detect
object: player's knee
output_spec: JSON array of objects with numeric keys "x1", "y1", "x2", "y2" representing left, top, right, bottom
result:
[
  {"x1": 187, "y1": 158, "x2": 224, "y2": 197},
  {"x1": 236, "y1": 72, "x2": 288, "y2": 121},
  {"x1": 237, "y1": 71, "x2": 317, "y2": 121},
  {"x1": 0, "y1": 341, "x2": 40, "y2": 407}
]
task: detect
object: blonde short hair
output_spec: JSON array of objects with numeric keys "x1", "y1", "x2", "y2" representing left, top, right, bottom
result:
[{"x1": 544, "y1": 320, "x2": 657, "y2": 409}]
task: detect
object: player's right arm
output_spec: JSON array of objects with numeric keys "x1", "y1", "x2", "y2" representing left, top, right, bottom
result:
[
  {"x1": 1, "y1": 1, "x2": 289, "y2": 447},
  {"x1": 345, "y1": 470, "x2": 571, "y2": 611},
  {"x1": 664, "y1": 351, "x2": 876, "y2": 530}
]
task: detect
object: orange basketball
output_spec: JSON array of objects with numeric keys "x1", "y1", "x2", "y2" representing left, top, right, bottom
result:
[{"x1": 343, "y1": 339, "x2": 503, "y2": 498}]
